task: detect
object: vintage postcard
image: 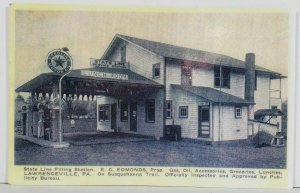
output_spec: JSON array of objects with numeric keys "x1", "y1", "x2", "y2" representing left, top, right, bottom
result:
[{"x1": 8, "y1": 4, "x2": 293, "y2": 188}]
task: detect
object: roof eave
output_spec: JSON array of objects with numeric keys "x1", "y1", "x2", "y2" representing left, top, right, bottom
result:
[
  {"x1": 115, "y1": 34, "x2": 162, "y2": 57},
  {"x1": 212, "y1": 102, "x2": 256, "y2": 106},
  {"x1": 100, "y1": 35, "x2": 119, "y2": 60}
]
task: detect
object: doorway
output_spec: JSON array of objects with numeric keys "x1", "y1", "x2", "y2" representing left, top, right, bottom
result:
[
  {"x1": 198, "y1": 105, "x2": 210, "y2": 138},
  {"x1": 111, "y1": 103, "x2": 117, "y2": 131},
  {"x1": 130, "y1": 102, "x2": 137, "y2": 132}
]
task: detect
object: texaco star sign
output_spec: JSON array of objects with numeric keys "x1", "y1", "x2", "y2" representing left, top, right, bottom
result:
[{"x1": 46, "y1": 49, "x2": 72, "y2": 74}]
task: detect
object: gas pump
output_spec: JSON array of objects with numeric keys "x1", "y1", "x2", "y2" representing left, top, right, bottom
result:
[
  {"x1": 44, "y1": 108, "x2": 51, "y2": 140},
  {"x1": 37, "y1": 103, "x2": 44, "y2": 138},
  {"x1": 37, "y1": 102, "x2": 53, "y2": 140}
]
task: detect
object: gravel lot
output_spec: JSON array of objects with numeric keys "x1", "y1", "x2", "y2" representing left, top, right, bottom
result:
[{"x1": 15, "y1": 136, "x2": 286, "y2": 169}]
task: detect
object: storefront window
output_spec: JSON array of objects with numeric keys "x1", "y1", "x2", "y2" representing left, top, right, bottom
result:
[
  {"x1": 120, "y1": 102, "x2": 128, "y2": 122},
  {"x1": 179, "y1": 106, "x2": 188, "y2": 118},
  {"x1": 99, "y1": 104, "x2": 109, "y2": 121},
  {"x1": 145, "y1": 99, "x2": 155, "y2": 122}
]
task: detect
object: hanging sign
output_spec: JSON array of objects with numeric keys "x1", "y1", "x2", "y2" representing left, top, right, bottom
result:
[{"x1": 46, "y1": 49, "x2": 73, "y2": 74}]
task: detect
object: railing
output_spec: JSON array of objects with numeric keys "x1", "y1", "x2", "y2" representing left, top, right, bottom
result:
[{"x1": 270, "y1": 89, "x2": 281, "y2": 99}]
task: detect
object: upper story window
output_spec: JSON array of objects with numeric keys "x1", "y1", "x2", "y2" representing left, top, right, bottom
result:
[
  {"x1": 214, "y1": 66, "x2": 230, "y2": 89},
  {"x1": 121, "y1": 46, "x2": 126, "y2": 63},
  {"x1": 153, "y1": 63, "x2": 160, "y2": 79},
  {"x1": 181, "y1": 62, "x2": 192, "y2": 85}
]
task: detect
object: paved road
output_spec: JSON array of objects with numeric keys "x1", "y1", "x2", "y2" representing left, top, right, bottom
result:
[{"x1": 15, "y1": 138, "x2": 286, "y2": 168}]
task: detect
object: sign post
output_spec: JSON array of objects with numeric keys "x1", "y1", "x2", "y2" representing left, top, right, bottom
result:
[{"x1": 46, "y1": 48, "x2": 73, "y2": 144}]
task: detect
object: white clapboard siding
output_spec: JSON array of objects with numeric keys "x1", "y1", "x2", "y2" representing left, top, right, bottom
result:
[
  {"x1": 96, "y1": 89, "x2": 164, "y2": 138},
  {"x1": 200, "y1": 70, "x2": 245, "y2": 99},
  {"x1": 254, "y1": 73, "x2": 271, "y2": 111},
  {"x1": 167, "y1": 62, "x2": 245, "y2": 99},
  {"x1": 107, "y1": 40, "x2": 164, "y2": 84},
  {"x1": 212, "y1": 105, "x2": 248, "y2": 141},
  {"x1": 165, "y1": 63, "x2": 181, "y2": 99},
  {"x1": 192, "y1": 67, "x2": 214, "y2": 88},
  {"x1": 224, "y1": 72, "x2": 245, "y2": 99},
  {"x1": 135, "y1": 89, "x2": 164, "y2": 138},
  {"x1": 170, "y1": 87, "x2": 212, "y2": 139}
]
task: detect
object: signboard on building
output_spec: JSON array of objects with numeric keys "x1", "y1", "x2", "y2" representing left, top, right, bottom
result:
[
  {"x1": 90, "y1": 58, "x2": 129, "y2": 69},
  {"x1": 81, "y1": 70, "x2": 129, "y2": 80}
]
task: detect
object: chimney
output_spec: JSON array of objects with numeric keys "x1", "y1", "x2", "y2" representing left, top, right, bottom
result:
[{"x1": 245, "y1": 53, "x2": 255, "y2": 102}]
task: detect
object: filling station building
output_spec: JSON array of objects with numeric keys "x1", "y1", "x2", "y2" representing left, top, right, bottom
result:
[{"x1": 16, "y1": 34, "x2": 285, "y2": 144}]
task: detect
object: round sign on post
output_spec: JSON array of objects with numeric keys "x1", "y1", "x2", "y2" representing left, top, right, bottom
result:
[
  {"x1": 46, "y1": 48, "x2": 73, "y2": 145},
  {"x1": 46, "y1": 49, "x2": 72, "y2": 74}
]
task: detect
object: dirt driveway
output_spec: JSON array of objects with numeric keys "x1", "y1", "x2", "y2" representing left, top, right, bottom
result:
[{"x1": 15, "y1": 136, "x2": 286, "y2": 168}]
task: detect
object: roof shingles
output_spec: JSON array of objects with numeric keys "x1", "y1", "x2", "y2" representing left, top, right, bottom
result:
[
  {"x1": 171, "y1": 84, "x2": 254, "y2": 105},
  {"x1": 116, "y1": 34, "x2": 280, "y2": 75}
]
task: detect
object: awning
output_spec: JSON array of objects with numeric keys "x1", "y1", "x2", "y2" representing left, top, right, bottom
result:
[
  {"x1": 255, "y1": 109, "x2": 284, "y2": 117},
  {"x1": 171, "y1": 84, "x2": 254, "y2": 106}
]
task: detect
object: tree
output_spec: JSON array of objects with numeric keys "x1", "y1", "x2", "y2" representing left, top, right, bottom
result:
[{"x1": 15, "y1": 93, "x2": 25, "y2": 102}]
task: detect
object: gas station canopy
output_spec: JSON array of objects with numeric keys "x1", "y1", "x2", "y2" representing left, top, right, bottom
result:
[{"x1": 16, "y1": 67, "x2": 163, "y2": 99}]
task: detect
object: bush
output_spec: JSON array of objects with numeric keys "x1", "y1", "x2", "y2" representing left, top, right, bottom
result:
[{"x1": 251, "y1": 131, "x2": 273, "y2": 146}]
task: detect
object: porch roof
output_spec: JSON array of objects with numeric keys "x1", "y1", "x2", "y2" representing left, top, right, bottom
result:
[
  {"x1": 171, "y1": 84, "x2": 255, "y2": 106},
  {"x1": 16, "y1": 67, "x2": 163, "y2": 93}
]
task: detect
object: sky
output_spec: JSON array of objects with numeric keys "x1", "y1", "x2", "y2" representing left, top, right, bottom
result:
[{"x1": 14, "y1": 8, "x2": 289, "y2": 99}]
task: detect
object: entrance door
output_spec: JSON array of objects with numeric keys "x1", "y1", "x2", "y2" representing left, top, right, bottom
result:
[
  {"x1": 198, "y1": 105, "x2": 210, "y2": 138},
  {"x1": 111, "y1": 103, "x2": 117, "y2": 131},
  {"x1": 22, "y1": 113, "x2": 27, "y2": 135},
  {"x1": 130, "y1": 102, "x2": 137, "y2": 132}
]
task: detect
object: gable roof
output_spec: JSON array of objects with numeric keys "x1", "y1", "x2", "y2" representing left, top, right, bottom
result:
[
  {"x1": 103, "y1": 34, "x2": 283, "y2": 78},
  {"x1": 171, "y1": 84, "x2": 254, "y2": 106}
]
